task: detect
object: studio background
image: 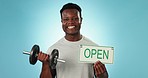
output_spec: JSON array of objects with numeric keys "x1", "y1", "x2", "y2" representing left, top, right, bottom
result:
[{"x1": 0, "y1": 0, "x2": 148, "y2": 78}]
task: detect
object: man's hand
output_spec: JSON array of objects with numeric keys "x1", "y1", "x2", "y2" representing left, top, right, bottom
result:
[
  {"x1": 38, "y1": 51, "x2": 53, "y2": 78},
  {"x1": 38, "y1": 51, "x2": 49, "y2": 64},
  {"x1": 94, "y1": 61, "x2": 108, "y2": 78}
]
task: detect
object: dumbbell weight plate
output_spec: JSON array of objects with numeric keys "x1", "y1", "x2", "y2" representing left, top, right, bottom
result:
[
  {"x1": 29, "y1": 45, "x2": 40, "y2": 65},
  {"x1": 50, "y1": 49, "x2": 59, "y2": 69}
]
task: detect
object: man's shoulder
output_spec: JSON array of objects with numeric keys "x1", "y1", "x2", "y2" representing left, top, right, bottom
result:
[
  {"x1": 51, "y1": 37, "x2": 65, "y2": 46},
  {"x1": 46, "y1": 37, "x2": 64, "y2": 53},
  {"x1": 82, "y1": 36, "x2": 99, "y2": 46}
]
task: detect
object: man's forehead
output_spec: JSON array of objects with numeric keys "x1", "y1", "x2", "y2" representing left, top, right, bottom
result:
[{"x1": 62, "y1": 9, "x2": 79, "y2": 14}]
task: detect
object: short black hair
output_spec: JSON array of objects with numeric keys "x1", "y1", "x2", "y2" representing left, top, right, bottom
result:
[{"x1": 60, "y1": 3, "x2": 82, "y2": 18}]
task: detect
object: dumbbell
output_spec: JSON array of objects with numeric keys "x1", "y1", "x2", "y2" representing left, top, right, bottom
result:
[{"x1": 23, "y1": 45, "x2": 65, "y2": 69}]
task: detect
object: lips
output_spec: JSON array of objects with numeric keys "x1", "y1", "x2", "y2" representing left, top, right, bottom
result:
[{"x1": 68, "y1": 26, "x2": 75, "y2": 29}]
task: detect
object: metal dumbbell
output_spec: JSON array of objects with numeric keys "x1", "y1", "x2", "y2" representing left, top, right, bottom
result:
[{"x1": 23, "y1": 45, "x2": 65, "y2": 69}]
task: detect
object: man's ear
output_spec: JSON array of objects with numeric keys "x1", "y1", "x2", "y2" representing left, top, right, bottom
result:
[
  {"x1": 80, "y1": 17, "x2": 83, "y2": 23},
  {"x1": 61, "y1": 19, "x2": 63, "y2": 23}
]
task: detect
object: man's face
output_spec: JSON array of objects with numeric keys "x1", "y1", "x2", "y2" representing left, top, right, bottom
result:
[{"x1": 61, "y1": 9, "x2": 82, "y2": 35}]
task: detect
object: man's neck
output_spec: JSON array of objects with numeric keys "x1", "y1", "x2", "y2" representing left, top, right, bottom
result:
[{"x1": 65, "y1": 34, "x2": 82, "y2": 42}]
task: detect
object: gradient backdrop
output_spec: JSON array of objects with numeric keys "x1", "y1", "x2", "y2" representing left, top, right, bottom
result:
[{"x1": 0, "y1": 0, "x2": 148, "y2": 78}]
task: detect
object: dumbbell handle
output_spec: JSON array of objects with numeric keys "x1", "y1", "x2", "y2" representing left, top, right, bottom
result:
[
  {"x1": 23, "y1": 51, "x2": 66, "y2": 63},
  {"x1": 23, "y1": 51, "x2": 33, "y2": 55}
]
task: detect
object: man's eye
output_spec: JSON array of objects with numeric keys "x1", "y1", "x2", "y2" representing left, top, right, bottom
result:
[
  {"x1": 63, "y1": 18, "x2": 69, "y2": 21},
  {"x1": 74, "y1": 18, "x2": 79, "y2": 21}
]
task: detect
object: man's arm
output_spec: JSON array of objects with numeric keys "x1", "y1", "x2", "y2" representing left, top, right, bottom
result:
[
  {"x1": 94, "y1": 61, "x2": 108, "y2": 78},
  {"x1": 40, "y1": 62, "x2": 52, "y2": 78},
  {"x1": 38, "y1": 52, "x2": 56, "y2": 78}
]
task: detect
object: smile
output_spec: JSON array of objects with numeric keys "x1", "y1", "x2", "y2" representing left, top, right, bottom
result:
[{"x1": 68, "y1": 26, "x2": 75, "y2": 29}]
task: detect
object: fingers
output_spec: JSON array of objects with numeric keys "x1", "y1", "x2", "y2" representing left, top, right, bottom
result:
[
  {"x1": 37, "y1": 51, "x2": 49, "y2": 63},
  {"x1": 94, "y1": 61, "x2": 107, "y2": 77}
]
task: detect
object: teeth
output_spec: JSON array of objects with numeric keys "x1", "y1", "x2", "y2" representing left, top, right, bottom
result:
[{"x1": 68, "y1": 26, "x2": 75, "y2": 29}]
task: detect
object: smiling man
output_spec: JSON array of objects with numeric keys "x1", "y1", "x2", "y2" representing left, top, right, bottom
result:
[
  {"x1": 38, "y1": 3, "x2": 108, "y2": 78},
  {"x1": 61, "y1": 8, "x2": 82, "y2": 41}
]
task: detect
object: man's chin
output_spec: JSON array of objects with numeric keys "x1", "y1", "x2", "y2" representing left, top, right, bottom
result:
[{"x1": 66, "y1": 32, "x2": 80, "y2": 36}]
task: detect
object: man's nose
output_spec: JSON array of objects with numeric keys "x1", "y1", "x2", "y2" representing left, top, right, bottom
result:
[{"x1": 67, "y1": 19, "x2": 75, "y2": 25}]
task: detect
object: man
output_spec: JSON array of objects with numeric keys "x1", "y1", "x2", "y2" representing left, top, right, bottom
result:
[{"x1": 38, "y1": 3, "x2": 108, "y2": 78}]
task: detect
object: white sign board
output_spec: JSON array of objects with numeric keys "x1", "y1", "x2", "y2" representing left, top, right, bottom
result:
[{"x1": 80, "y1": 45, "x2": 114, "y2": 64}]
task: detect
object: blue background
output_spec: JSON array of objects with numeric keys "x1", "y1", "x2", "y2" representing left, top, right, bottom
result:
[{"x1": 0, "y1": 0, "x2": 148, "y2": 78}]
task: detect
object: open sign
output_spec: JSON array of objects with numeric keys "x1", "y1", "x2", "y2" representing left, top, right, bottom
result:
[{"x1": 79, "y1": 45, "x2": 114, "y2": 64}]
